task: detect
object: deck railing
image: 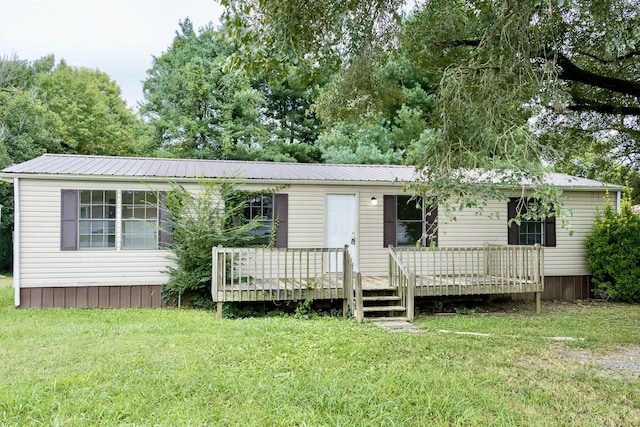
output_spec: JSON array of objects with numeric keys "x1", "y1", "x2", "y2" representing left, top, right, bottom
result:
[
  {"x1": 388, "y1": 247, "x2": 416, "y2": 321},
  {"x1": 388, "y1": 244, "x2": 544, "y2": 310},
  {"x1": 212, "y1": 246, "x2": 354, "y2": 306}
]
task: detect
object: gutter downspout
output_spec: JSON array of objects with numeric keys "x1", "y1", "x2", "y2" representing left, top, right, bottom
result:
[
  {"x1": 13, "y1": 177, "x2": 19, "y2": 307},
  {"x1": 616, "y1": 189, "x2": 622, "y2": 214}
]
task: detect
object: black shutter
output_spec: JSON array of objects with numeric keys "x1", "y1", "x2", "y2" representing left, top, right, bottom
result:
[
  {"x1": 383, "y1": 195, "x2": 396, "y2": 247},
  {"x1": 545, "y1": 216, "x2": 556, "y2": 247},
  {"x1": 61, "y1": 189, "x2": 78, "y2": 251},
  {"x1": 273, "y1": 193, "x2": 288, "y2": 248},
  {"x1": 158, "y1": 191, "x2": 172, "y2": 248},
  {"x1": 507, "y1": 198, "x2": 520, "y2": 245}
]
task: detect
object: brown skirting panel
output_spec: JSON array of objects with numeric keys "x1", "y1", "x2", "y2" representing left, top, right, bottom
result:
[
  {"x1": 510, "y1": 275, "x2": 594, "y2": 301},
  {"x1": 19, "y1": 285, "x2": 163, "y2": 308}
]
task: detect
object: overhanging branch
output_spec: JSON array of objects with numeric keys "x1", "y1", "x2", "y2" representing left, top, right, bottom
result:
[
  {"x1": 567, "y1": 98, "x2": 640, "y2": 116},
  {"x1": 556, "y1": 53, "x2": 640, "y2": 98}
]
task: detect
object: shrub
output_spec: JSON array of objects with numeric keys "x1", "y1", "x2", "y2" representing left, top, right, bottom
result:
[
  {"x1": 585, "y1": 189, "x2": 640, "y2": 303},
  {"x1": 162, "y1": 180, "x2": 273, "y2": 308}
]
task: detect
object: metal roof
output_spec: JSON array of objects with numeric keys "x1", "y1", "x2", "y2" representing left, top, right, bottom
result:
[
  {"x1": 0, "y1": 154, "x2": 416, "y2": 182},
  {"x1": 0, "y1": 154, "x2": 623, "y2": 190}
]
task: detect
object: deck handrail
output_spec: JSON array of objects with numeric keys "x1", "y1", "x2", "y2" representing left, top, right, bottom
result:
[
  {"x1": 388, "y1": 246, "x2": 416, "y2": 321},
  {"x1": 389, "y1": 243, "x2": 543, "y2": 311}
]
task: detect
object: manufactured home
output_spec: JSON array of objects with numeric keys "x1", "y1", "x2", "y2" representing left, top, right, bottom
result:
[{"x1": 0, "y1": 154, "x2": 621, "y2": 317}]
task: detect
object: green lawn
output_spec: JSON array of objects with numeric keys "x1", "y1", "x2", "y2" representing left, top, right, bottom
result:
[
  {"x1": 0, "y1": 287, "x2": 638, "y2": 426},
  {"x1": 0, "y1": 274, "x2": 11, "y2": 288}
]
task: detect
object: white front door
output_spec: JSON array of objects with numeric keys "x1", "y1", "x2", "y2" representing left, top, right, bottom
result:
[{"x1": 326, "y1": 194, "x2": 356, "y2": 272}]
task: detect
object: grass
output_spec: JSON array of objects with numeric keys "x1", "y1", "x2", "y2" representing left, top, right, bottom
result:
[
  {"x1": 0, "y1": 287, "x2": 638, "y2": 426},
  {"x1": 0, "y1": 274, "x2": 12, "y2": 289}
]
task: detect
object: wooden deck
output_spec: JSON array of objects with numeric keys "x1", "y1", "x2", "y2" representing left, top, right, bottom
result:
[
  {"x1": 214, "y1": 274, "x2": 540, "y2": 300},
  {"x1": 212, "y1": 244, "x2": 544, "y2": 319}
]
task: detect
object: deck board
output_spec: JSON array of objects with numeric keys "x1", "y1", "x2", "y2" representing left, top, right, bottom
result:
[{"x1": 216, "y1": 274, "x2": 542, "y2": 302}]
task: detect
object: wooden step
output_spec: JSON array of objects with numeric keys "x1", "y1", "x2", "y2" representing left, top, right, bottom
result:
[
  {"x1": 362, "y1": 295, "x2": 401, "y2": 302},
  {"x1": 362, "y1": 305, "x2": 406, "y2": 313},
  {"x1": 362, "y1": 286, "x2": 396, "y2": 292},
  {"x1": 366, "y1": 316, "x2": 410, "y2": 322}
]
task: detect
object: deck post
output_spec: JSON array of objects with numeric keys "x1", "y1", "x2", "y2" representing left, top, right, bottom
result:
[
  {"x1": 407, "y1": 273, "x2": 415, "y2": 321},
  {"x1": 535, "y1": 292, "x2": 541, "y2": 314},
  {"x1": 343, "y1": 245, "x2": 352, "y2": 316},
  {"x1": 216, "y1": 302, "x2": 224, "y2": 319},
  {"x1": 355, "y1": 272, "x2": 364, "y2": 323}
]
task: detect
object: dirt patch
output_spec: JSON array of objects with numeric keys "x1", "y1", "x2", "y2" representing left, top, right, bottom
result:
[{"x1": 557, "y1": 345, "x2": 640, "y2": 381}]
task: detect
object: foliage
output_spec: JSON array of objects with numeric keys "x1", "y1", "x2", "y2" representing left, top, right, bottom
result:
[
  {"x1": 142, "y1": 20, "x2": 328, "y2": 162},
  {"x1": 316, "y1": 116, "x2": 404, "y2": 164},
  {"x1": 141, "y1": 20, "x2": 270, "y2": 160},
  {"x1": 1, "y1": 288, "x2": 639, "y2": 425},
  {"x1": 220, "y1": 0, "x2": 403, "y2": 78},
  {"x1": 252, "y1": 65, "x2": 326, "y2": 153},
  {"x1": 221, "y1": 0, "x2": 640, "y2": 216},
  {"x1": 37, "y1": 60, "x2": 147, "y2": 156},
  {"x1": 0, "y1": 54, "x2": 146, "y2": 271},
  {"x1": 553, "y1": 139, "x2": 640, "y2": 203},
  {"x1": 162, "y1": 180, "x2": 274, "y2": 307},
  {"x1": 586, "y1": 189, "x2": 640, "y2": 303},
  {"x1": 315, "y1": 53, "x2": 435, "y2": 165}
]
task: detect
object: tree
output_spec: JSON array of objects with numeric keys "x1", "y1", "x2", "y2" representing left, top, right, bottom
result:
[
  {"x1": 0, "y1": 55, "x2": 148, "y2": 271},
  {"x1": 251, "y1": 66, "x2": 325, "y2": 162},
  {"x1": 37, "y1": 60, "x2": 146, "y2": 156},
  {"x1": 220, "y1": 0, "x2": 403, "y2": 78},
  {"x1": 141, "y1": 20, "x2": 270, "y2": 160},
  {"x1": 221, "y1": 0, "x2": 640, "y2": 213},
  {"x1": 315, "y1": 54, "x2": 436, "y2": 164}
]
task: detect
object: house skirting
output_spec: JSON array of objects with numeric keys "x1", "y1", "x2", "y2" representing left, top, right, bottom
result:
[
  {"x1": 17, "y1": 275, "x2": 594, "y2": 308},
  {"x1": 508, "y1": 275, "x2": 594, "y2": 301},
  {"x1": 19, "y1": 285, "x2": 163, "y2": 308}
]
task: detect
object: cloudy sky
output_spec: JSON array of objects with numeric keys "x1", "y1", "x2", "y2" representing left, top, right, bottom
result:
[{"x1": 0, "y1": 0, "x2": 224, "y2": 110}]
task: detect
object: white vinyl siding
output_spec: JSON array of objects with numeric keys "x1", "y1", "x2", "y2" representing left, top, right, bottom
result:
[
  {"x1": 18, "y1": 179, "x2": 175, "y2": 288},
  {"x1": 15, "y1": 178, "x2": 613, "y2": 289}
]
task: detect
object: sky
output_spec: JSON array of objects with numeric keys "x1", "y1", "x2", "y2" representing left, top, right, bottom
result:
[{"x1": 0, "y1": 0, "x2": 224, "y2": 110}]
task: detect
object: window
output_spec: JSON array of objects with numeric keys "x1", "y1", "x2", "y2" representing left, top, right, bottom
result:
[
  {"x1": 243, "y1": 194, "x2": 274, "y2": 245},
  {"x1": 383, "y1": 195, "x2": 437, "y2": 247},
  {"x1": 396, "y1": 195, "x2": 424, "y2": 246},
  {"x1": 507, "y1": 197, "x2": 556, "y2": 247},
  {"x1": 61, "y1": 189, "x2": 170, "y2": 251},
  {"x1": 78, "y1": 190, "x2": 116, "y2": 249},
  {"x1": 122, "y1": 191, "x2": 159, "y2": 249},
  {"x1": 519, "y1": 219, "x2": 544, "y2": 245}
]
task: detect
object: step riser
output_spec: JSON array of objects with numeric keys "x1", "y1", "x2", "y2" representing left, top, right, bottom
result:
[{"x1": 360, "y1": 285, "x2": 406, "y2": 320}]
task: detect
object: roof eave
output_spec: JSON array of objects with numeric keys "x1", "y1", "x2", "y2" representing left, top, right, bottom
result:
[{"x1": 0, "y1": 172, "x2": 411, "y2": 187}]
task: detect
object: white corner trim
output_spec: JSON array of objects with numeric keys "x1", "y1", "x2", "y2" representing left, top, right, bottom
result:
[{"x1": 13, "y1": 177, "x2": 19, "y2": 307}]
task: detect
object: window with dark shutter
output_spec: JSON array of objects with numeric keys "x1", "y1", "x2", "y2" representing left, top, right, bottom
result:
[
  {"x1": 383, "y1": 195, "x2": 437, "y2": 247},
  {"x1": 507, "y1": 197, "x2": 556, "y2": 247},
  {"x1": 61, "y1": 189, "x2": 173, "y2": 251}
]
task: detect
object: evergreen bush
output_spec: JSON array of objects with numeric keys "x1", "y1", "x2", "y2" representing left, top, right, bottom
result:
[{"x1": 585, "y1": 189, "x2": 640, "y2": 302}]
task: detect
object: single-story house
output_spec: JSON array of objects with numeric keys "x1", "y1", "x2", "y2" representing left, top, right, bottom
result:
[{"x1": 0, "y1": 154, "x2": 622, "y2": 311}]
